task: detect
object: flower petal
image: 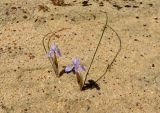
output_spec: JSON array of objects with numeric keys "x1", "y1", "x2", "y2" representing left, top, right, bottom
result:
[
  {"x1": 56, "y1": 48, "x2": 61, "y2": 57},
  {"x1": 65, "y1": 65, "x2": 73, "y2": 72},
  {"x1": 47, "y1": 51, "x2": 53, "y2": 58},
  {"x1": 72, "y1": 58, "x2": 80, "y2": 66},
  {"x1": 74, "y1": 65, "x2": 79, "y2": 72},
  {"x1": 79, "y1": 65, "x2": 86, "y2": 71},
  {"x1": 51, "y1": 44, "x2": 57, "y2": 52}
]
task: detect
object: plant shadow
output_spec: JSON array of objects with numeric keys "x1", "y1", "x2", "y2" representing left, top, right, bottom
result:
[{"x1": 82, "y1": 79, "x2": 100, "y2": 91}]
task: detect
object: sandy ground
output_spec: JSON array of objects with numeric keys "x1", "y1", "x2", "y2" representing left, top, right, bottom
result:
[{"x1": 0, "y1": 0, "x2": 160, "y2": 113}]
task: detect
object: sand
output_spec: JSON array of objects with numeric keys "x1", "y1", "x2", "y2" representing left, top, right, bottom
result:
[{"x1": 0, "y1": 0, "x2": 160, "y2": 113}]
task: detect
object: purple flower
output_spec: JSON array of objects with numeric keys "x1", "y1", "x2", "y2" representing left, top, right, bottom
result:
[
  {"x1": 65, "y1": 58, "x2": 86, "y2": 72},
  {"x1": 48, "y1": 44, "x2": 61, "y2": 57}
]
